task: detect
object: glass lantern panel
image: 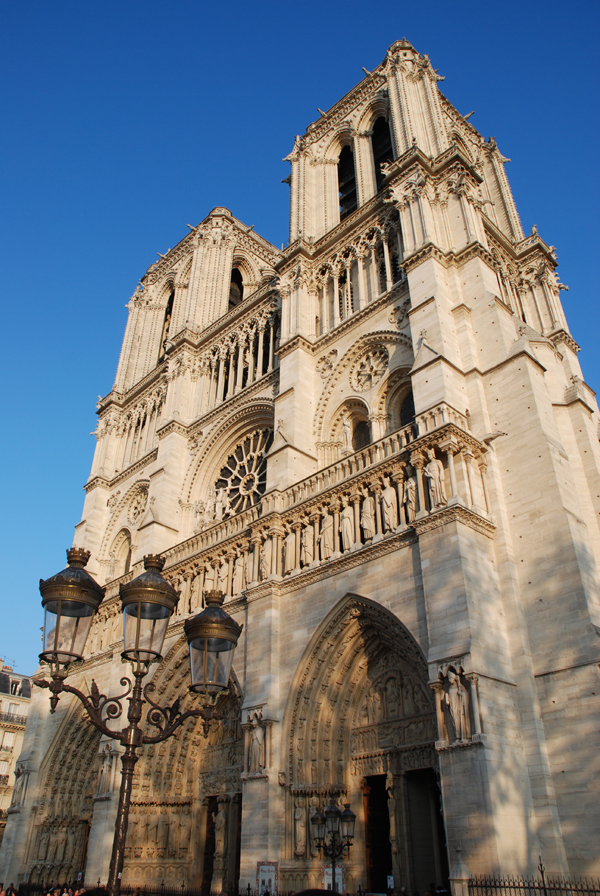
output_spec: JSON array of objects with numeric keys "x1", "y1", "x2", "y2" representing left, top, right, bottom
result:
[
  {"x1": 123, "y1": 601, "x2": 171, "y2": 661},
  {"x1": 325, "y1": 805, "x2": 340, "y2": 834},
  {"x1": 43, "y1": 599, "x2": 95, "y2": 663},
  {"x1": 189, "y1": 636, "x2": 235, "y2": 693}
]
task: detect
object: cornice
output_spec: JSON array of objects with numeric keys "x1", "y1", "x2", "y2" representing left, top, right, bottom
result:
[
  {"x1": 403, "y1": 240, "x2": 494, "y2": 276},
  {"x1": 276, "y1": 334, "x2": 316, "y2": 360},
  {"x1": 412, "y1": 503, "x2": 494, "y2": 538},
  {"x1": 548, "y1": 329, "x2": 580, "y2": 355},
  {"x1": 312, "y1": 282, "x2": 409, "y2": 353},
  {"x1": 188, "y1": 371, "x2": 278, "y2": 436},
  {"x1": 84, "y1": 448, "x2": 159, "y2": 493},
  {"x1": 97, "y1": 364, "x2": 167, "y2": 416}
]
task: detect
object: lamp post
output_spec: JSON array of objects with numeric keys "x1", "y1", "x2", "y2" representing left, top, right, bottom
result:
[
  {"x1": 310, "y1": 802, "x2": 356, "y2": 894},
  {"x1": 36, "y1": 548, "x2": 242, "y2": 896}
]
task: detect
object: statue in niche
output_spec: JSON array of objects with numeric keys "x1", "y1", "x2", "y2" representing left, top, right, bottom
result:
[
  {"x1": 248, "y1": 711, "x2": 266, "y2": 773},
  {"x1": 260, "y1": 538, "x2": 272, "y2": 579},
  {"x1": 423, "y1": 448, "x2": 447, "y2": 509},
  {"x1": 55, "y1": 825, "x2": 68, "y2": 862},
  {"x1": 366, "y1": 688, "x2": 383, "y2": 725},
  {"x1": 10, "y1": 765, "x2": 27, "y2": 807},
  {"x1": 445, "y1": 669, "x2": 471, "y2": 742},
  {"x1": 403, "y1": 679, "x2": 417, "y2": 716},
  {"x1": 294, "y1": 796, "x2": 307, "y2": 856},
  {"x1": 385, "y1": 677, "x2": 400, "y2": 717},
  {"x1": 318, "y1": 509, "x2": 334, "y2": 560},
  {"x1": 157, "y1": 806, "x2": 169, "y2": 851},
  {"x1": 204, "y1": 562, "x2": 215, "y2": 591},
  {"x1": 386, "y1": 772, "x2": 400, "y2": 862},
  {"x1": 245, "y1": 548, "x2": 254, "y2": 583},
  {"x1": 284, "y1": 525, "x2": 296, "y2": 573},
  {"x1": 179, "y1": 805, "x2": 192, "y2": 853},
  {"x1": 190, "y1": 573, "x2": 201, "y2": 610},
  {"x1": 97, "y1": 743, "x2": 114, "y2": 794},
  {"x1": 38, "y1": 826, "x2": 50, "y2": 861},
  {"x1": 193, "y1": 500, "x2": 205, "y2": 533},
  {"x1": 233, "y1": 551, "x2": 246, "y2": 593},
  {"x1": 403, "y1": 465, "x2": 418, "y2": 521},
  {"x1": 147, "y1": 807, "x2": 159, "y2": 854},
  {"x1": 340, "y1": 496, "x2": 354, "y2": 551},
  {"x1": 300, "y1": 523, "x2": 313, "y2": 566},
  {"x1": 381, "y1": 476, "x2": 398, "y2": 531},
  {"x1": 204, "y1": 487, "x2": 216, "y2": 527},
  {"x1": 342, "y1": 416, "x2": 352, "y2": 452},
  {"x1": 413, "y1": 682, "x2": 429, "y2": 712},
  {"x1": 66, "y1": 825, "x2": 78, "y2": 863},
  {"x1": 140, "y1": 812, "x2": 150, "y2": 852},
  {"x1": 361, "y1": 488, "x2": 375, "y2": 542},
  {"x1": 309, "y1": 797, "x2": 320, "y2": 855},
  {"x1": 218, "y1": 559, "x2": 228, "y2": 593},
  {"x1": 127, "y1": 809, "x2": 138, "y2": 846},
  {"x1": 214, "y1": 803, "x2": 227, "y2": 857}
]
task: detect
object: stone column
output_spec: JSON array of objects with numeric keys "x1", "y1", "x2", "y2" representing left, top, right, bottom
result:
[
  {"x1": 250, "y1": 535, "x2": 261, "y2": 585},
  {"x1": 382, "y1": 238, "x2": 393, "y2": 291},
  {"x1": 358, "y1": 253, "x2": 369, "y2": 310},
  {"x1": 372, "y1": 484, "x2": 383, "y2": 542},
  {"x1": 332, "y1": 273, "x2": 340, "y2": 327},
  {"x1": 292, "y1": 522, "x2": 302, "y2": 574},
  {"x1": 310, "y1": 512, "x2": 321, "y2": 568},
  {"x1": 331, "y1": 500, "x2": 341, "y2": 559},
  {"x1": 466, "y1": 674, "x2": 482, "y2": 736},
  {"x1": 439, "y1": 437, "x2": 460, "y2": 505},
  {"x1": 216, "y1": 352, "x2": 226, "y2": 404},
  {"x1": 268, "y1": 318, "x2": 275, "y2": 371},
  {"x1": 430, "y1": 680, "x2": 448, "y2": 746},
  {"x1": 351, "y1": 493, "x2": 362, "y2": 549},
  {"x1": 235, "y1": 335, "x2": 246, "y2": 392},
  {"x1": 478, "y1": 457, "x2": 491, "y2": 515},
  {"x1": 225, "y1": 345, "x2": 235, "y2": 399},
  {"x1": 411, "y1": 453, "x2": 428, "y2": 519},
  {"x1": 463, "y1": 450, "x2": 478, "y2": 510},
  {"x1": 256, "y1": 324, "x2": 265, "y2": 378},
  {"x1": 226, "y1": 551, "x2": 235, "y2": 598}
]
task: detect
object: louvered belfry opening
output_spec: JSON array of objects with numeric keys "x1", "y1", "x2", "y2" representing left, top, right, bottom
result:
[
  {"x1": 338, "y1": 144, "x2": 358, "y2": 221},
  {"x1": 229, "y1": 267, "x2": 244, "y2": 310},
  {"x1": 372, "y1": 116, "x2": 393, "y2": 191}
]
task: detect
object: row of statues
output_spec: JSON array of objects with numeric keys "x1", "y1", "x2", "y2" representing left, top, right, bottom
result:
[
  {"x1": 126, "y1": 804, "x2": 193, "y2": 857},
  {"x1": 36, "y1": 823, "x2": 84, "y2": 864}
]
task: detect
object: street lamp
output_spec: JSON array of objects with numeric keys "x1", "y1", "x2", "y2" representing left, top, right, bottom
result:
[
  {"x1": 36, "y1": 549, "x2": 242, "y2": 896},
  {"x1": 311, "y1": 802, "x2": 356, "y2": 894}
]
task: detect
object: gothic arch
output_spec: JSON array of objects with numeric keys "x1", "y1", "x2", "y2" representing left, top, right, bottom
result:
[
  {"x1": 183, "y1": 399, "x2": 274, "y2": 504},
  {"x1": 314, "y1": 331, "x2": 413, "y2": 442},
  {"x1": 283, "y1": 593, "x2": 435, "y2": 789},
  {"x1": 373, "y1": 366, "x2": 414, "y2": 430},
  {"x1": 99, "y1": 479, "x2": 150, "y2": 563},
  {"x1": 328, "y1": 397, "x2": 372, "y2": 447}
]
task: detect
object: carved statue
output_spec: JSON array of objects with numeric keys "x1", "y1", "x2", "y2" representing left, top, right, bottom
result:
[
  {"x1": 204, "y1": 562, "x2": 215, "y2": 590},
  {"x1": 157, "y1": 806, "x2": 169, "y2": 850},
  {"x1": 284, "y1": 526, "x2": 296, "y2": 573},
  {"x1": 214, "y1": 803, "x2": 227, "y2": 857},
  {"x1": 361, "y1": 488, "x2": 375, "y2": 541},
  {"x1": 260, "y1": 538, "x2": 272, "y2": 579},
  {"x1": 204, "y1": 487, "x2": 216, "y2": 526},
  {"x1": 403, "y1": 679, "x2": 417, "y2": 716},
  {"x1": 318, "y1": 510, "x2": 334, "y2": 560},
  {"x1": 403, "y1": 465, "x2": 418, "y2": 521},
  {"x1": 55, "y1": 825, "x2": 68, "y2": 862},
  {"x1": 147, "y1": 807, "x2": 159, "y2": 853},
  {"x1": 342, "y1": 416, "x2": 352, "y2": 451},
  {"x1": 179, "y1": 805, "x2": 192, "y2": 851},
  {"x1": 97, "y1": 742, "x2": 113, "y2": 794},
  {"x1": 381, "y1": 476, "x2": 398, "y2": 531},
  {"x1": 248, "y1": 712, "x2": 266, "y2": 773},
  {"x1": 214, "y1": 487, "x2": 228, "y2": 521},
  {"x1": 10, "y1": 765, "x2": 27, "y2": 807},
  {"x1": 294, "y1": 796, "x2": 307, "y2": 856},
  {"x1": 385, "y1": 677, "x2": 400, "y2": 718},
  {"x1": 218, "y1": 559, "x2": 228, "y2": 593},
  {"x1": 340, "y1": 496, "x2": 354, "y2": 552},
  {"x1": 423, "y1": 448, "x2": 447, "y2": 509},
  {"x1": 66, "y1": 824, "x2": 78, "y2": 862},
  {"x1": 445, "y1": 670, "x2": 471, "y2": 742},
  {"x1": 386, "y1": 772, "x2": 400, "y2": 863},
  {"x1": 245, "y1": 548, "x2": 254, "y2": 584},
  {"x1": 38, "y1": 826, "x2": 50, "y2": 861},
  {"x1": 300, "y1": 524, "x2": 314, "y2": 566},
  {"x1": 233, "y1": 552, "x2": 246, "y2": 593}
]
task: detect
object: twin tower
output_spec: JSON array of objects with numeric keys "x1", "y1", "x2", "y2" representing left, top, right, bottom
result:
[{"x1": 2, "y1": 38, "x2": 599, "y2": 892}]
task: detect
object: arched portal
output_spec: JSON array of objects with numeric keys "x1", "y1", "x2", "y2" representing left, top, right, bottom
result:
[{"x1": 282, "y1": 594, "x2": 448, "y2": 893}]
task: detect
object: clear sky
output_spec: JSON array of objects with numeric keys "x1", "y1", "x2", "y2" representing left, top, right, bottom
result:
[{"x1": 1, "y1": 0, "x2": 598, "y2": 675}]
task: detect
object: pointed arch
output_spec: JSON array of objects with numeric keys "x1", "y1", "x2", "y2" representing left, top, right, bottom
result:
[{"x1": 282, "y1": 593, "x2": 435, "y2": 789}]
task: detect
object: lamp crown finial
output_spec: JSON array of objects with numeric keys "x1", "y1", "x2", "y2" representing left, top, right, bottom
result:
[
  {"x1": 66, "y1": 547, "x2": 91, "y2": 568},
  {"x1": 204, "y1": 589, "x2": 225, "y2": 607},
  {"x1": 143, "y1": 554, "x2": 165, "y2": 572}
]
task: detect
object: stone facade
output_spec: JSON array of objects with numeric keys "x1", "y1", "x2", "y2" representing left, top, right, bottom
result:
[
  {"x1": 0, "y1": 665, "x2": 31, "y2": 848},
  {"x1": 1, "y1": 37, "x2": 599, "y2": 890}
]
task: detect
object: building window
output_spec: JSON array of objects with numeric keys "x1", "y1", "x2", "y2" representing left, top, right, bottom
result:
[
  {"x1": 158, "y1": 287, "x2": 174, "y2": 362},
  {"x1": 371, "y1": 117, "x2": 393, "y2": 192},
  {"x1": 338, "y1": 145, "x2": 358, "y2": 221},
  {"x1": 352, "y1": 420, "x2": 371, "y2": 451},
  {"x1": 400, "y1": 391, "x2": 415, "y2": 427},
  {"x1": 229, "y1": 268, "x2": 244, "y2": 310}
]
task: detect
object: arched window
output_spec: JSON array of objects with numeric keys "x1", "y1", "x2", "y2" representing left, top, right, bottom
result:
[
  {"x1": 338, "y1": 145, "x2": 357, "y2": 221},
  {"x1": 352, "y1": 419, "x2": 371, "y2": 451},
  {"x1": 400, "y1": 391, "x2": 415, "y2": 427},
  {"x1": 372, "y1": 117, "x2": 393, "y2": 192},
  {"x1": 158, "y1": 287, "x2": 174, "y2": 362},
  {"x1": 229, "y1": 268, "x2": 244, "y2": 310}
]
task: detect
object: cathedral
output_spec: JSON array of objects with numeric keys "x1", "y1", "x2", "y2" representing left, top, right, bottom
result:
[{"x1": 1, "y1": 37, "x2": 599, "y2": 893}]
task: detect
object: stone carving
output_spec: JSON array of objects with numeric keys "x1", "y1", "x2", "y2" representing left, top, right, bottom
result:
[
  {"x1": 300, "y1": 523, "x2": 314, "y2": 566},
  {"x1": 10, "y1": 764, "x2": 28, "y2": 807},
  {"x1": 342, "y1": 417, "x2": 352, "y2": 451},
  {"x1": 128, "y1": 488, "x2": 148, "y2": 525},
  {"x1": 351, "y1": 346, "x2": 389, "y2": 392},
  {"x1": 232, "y1": 551, "x2": 246, "y2": 594},
  {"x1": 340, "y1": 496, "x2": 354, "y2": 551},
  {"x1": 381, "y1": 475, "x2": 398, "y2": 531},
  {"x1": 423, "y1": 448, "x2": 447, "y2": 509},
  {"x1": 212, "y1": 428, "x2": 273, "y2": 520},
  {"x1": 215, "y1": 487, "x2": 229, "y2": 522},
  {"x1": 284, "y1": 526, "x2": 296, "y2": 573},
  {"x1": 318, "y1": 510, "x2": 334, "y2": 560},
  {"x1": 157, "y1": 805, "x2": 169, "y2": 852},
  {"x1": 214, "y1": 802, "x2": 227, "y2": 857},
  {"x1": 294, "y1": 796, "x2": 307, "y2": 856},
  {"x1": 97, "y1": 742, "x2": 115, "y2": 795},
  {"x1": 316, "y1": 349, "x2": 338, "y2": 378},
  {"x1": 218, "y1": 558, "x2": 228, "y2": 592},
  {"x1": 179, "y1": 805, "x2": 192, "y2": 853},
  {"x1": 403, "y1": 465, "x2": 418, "y2": 521},
  {"x1": 260, "y1": 538, "x2": 272, "y2": 579},
  {"x1": 444, "y1": 669, "x2": 472, "y2": 742},
  {"x1": 361, "y1": 488, "x2": 375, "y2": 541},
  {"x1": 247, "y1": 710, "x2": 266, "y2": 774},
  {"x1": 204, "y1": 487, "x2": 216, "y2": 527}
]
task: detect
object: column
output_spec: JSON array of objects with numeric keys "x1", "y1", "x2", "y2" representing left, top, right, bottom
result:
[
  {"x1": 310, "y1": 512, "x2": 320, "y2": 567},
  {"x1": 226, "y1": 552, "x2": 235, "y2": 598},
  {"x1": 358, "y1": 253, "x2": 368, "y2": 310},
  {"x1": 293, "y1": 522, "x2": 302, "y2": 574},
  {"x1": 226, "y1": 345, "x2": 235, "y2": 399},
  {"x1": 256, "y1": 325, "x2": 265, "y2": 378},
  {"x1": 332, "y1": 274, "x2": 340, "y2": 327},
  {"x1": 466, "y1": 674, "x2": 482, "y2": 736},
  {"x1": 411, "y1": 454, "x2": 428, "y2": 519},
  {"x1": 248, "y1": 331, "x2": 256, "y2": 383},
  {"x1": 394, "y1": 466, "x2": 407, "y2": 528},
  {"x1": 331, "y1": 500, "x2": 341, "y2": 559},
  {"x1": 351, "y1": 493, "x2": 362, "y2": 549},
  {"x1": 439, "y1": 438, "x2": 459, "y2": 504},
  {"x1": 370, "y1": 245, "x2": 378, "y2": 298},
  {"x1": 430, "y1": 680, "x2": 447, "y2": 745},
  {"x1": 267, "y1": 318, "x2": 275, "y2": 372},
  {"x1": 478, "y1": 457, "x2": 491, "y2": 515},
  {"x1": 208, "y1": 357, "x2": 218, "y2": 407},
  {"x1": 463, "y1": 450, "x2": 477, "y2": 509},
  {"x1": 216, "y1": 353, "x2": 226, "y2": 404},
  {"x1": 382, "y1": 238, "x2": 393, "y2": 292},
  {"x1": 235, "y1": 335, "x2": 245, "y2": 392},
  {"x1": 373, "y1": 484, "x2": 383, "y2": 542},
  {"x1": 322, "y1": 281, "x2": 330, "y2": 333},
  {"x1": 251, "y1": 536, "x2": 261, "y2": 585}
]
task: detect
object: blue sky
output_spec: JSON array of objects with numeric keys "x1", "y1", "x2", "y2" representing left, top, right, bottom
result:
[{"x1": 1, "y1": 0, "x2": 598, "y2": 674}]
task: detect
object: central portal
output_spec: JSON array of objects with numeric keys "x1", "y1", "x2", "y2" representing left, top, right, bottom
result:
[{"x1": 364, "y1": 775, "x2": 393, "y2": 892}]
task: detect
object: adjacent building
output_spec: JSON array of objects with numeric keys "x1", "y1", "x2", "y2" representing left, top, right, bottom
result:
[
  {"x1": 0, "y1": 665, "x2": 31, "y2": 847},
  {"x1": 1, "y1": 37, "x2": 599, "y2": 891}
]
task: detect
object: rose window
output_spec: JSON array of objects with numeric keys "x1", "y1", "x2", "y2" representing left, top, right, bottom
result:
[
  {"x1": 214, "y1": 428, "x2": 273, "y2": 517},
  {"x1": 351, "y1": 347, "x2": 389, "y2": 392}
]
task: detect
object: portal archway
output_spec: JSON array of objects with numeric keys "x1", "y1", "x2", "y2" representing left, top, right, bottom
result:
[{"x1": 281, "y1": 594, "x2": 447, "y2": 893}]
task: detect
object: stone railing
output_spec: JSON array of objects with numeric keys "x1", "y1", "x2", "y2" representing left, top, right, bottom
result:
[
  {"x1": 0, "y1": 712, "x2": 27, "y2": 727},
  {"x1": 160, "y1": 404, "x2": 491, "y2": 610}
]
